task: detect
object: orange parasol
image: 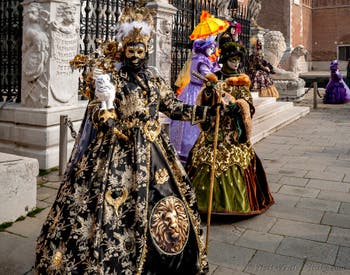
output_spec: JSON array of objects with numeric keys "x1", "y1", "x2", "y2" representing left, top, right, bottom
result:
[{"x1": 190, "y1": 10, "x2": 229, "y2": 40}]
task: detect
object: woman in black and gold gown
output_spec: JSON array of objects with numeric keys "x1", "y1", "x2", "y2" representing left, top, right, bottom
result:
[
  {"x1": 35, "y1": 7, "x2": 211, "y2": 275},
  {"x1": 187, "y1": 42, "x2": 274, "y2": 216}
]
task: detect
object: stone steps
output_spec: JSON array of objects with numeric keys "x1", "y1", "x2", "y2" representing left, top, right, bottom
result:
[{"x1": 251, "y1": 96, "x2": 310, "y2": 144}]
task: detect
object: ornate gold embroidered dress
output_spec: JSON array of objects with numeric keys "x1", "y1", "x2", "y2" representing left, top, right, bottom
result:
[
  {"x1": 35, "y1": 7, "x2": 209, "y2": 275},
  {"x1": 35, "y1": 65, "x2": 209, "y2": 275}
]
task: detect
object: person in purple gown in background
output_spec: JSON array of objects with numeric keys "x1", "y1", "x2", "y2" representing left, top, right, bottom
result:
[
  {"x1": 170, "y1": 36, "x2": 220, "y2": 163},
  {"x1": 323, "y1": 59, "x2": 350, "y2": 104}
]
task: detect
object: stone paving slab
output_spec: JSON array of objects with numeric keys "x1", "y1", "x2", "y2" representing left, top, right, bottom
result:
[
  {"x1": 207, "y1": 240, "x2": 255, "y2": 271},
  {"x1": 327, "y1": 227, "x2": 350, "y2": 247},
  {"x1": 266, "y1": 204, "x2": 324, "y2": 223},
  {"x1": 211, "y1": 266, "x2": 249, "y2": 275},
  {"x1": 36, "y1": 186, "x2": 60, "y2": 202},
  {"x1": 268, "y1": 182, "x2": 282, "y2": 193},
  {"x1": 276, "y1": 237, "x2": 338, "y2": 265},
  {"x1": 0, "y1": 232, "x2": 35, "y2": 275},
  {"x1": 339, "y1": 202, "x2": 350, "y2": 214},
  {"x1": 321, "y1": 212, "x2": 350, "y2": 228},
  {"x1": 306, "y1": 179, "x2": 350, "y2": 192},
  {"x1": 296, "y1": 197, "x2": 340, "y2": 212},
  {"x1": 271, "y1": 193, "x2": 300, "y2": 207},
  {"x1": 235, "y1": 229, "x2": 283, "y2": 253},
  {"x1": 5, "y1": 217, "x2": 42, "y2": 238},
  {"x1": 269, "y1": 219, "x2": 330, "y2": 242},
  {"x1": 301, "y1": 261, "x2": 349, "y2": 275},
  {"x1": 278, "y1": 185, "x2": 320, "y2": 198},
  {"x1": 335, "y1": 246, "x2": 350, "y2": 269},
  {"x1": 208, "y1": 223, "x2": 244, "y2": 245},
  {"x1": 235, "y1": 213, "x2": 277, "y2": 233},
  {"x1": 244, "y1": 251, "x2": 304, "y2": 275},
  {"x1": 278, "y1": 176, "x2": 309, "y2": 187},
  {"x1": 264, "y1": 173, "x2": 283, "y2": 183},
  {"x1": 317, "y1": 190, "x2": 350, "y2": 203}
]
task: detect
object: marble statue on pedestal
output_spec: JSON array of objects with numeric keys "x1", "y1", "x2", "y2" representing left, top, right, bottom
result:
[{"x1": 263, "y1": 31, "x2": 306, "y2": 101}]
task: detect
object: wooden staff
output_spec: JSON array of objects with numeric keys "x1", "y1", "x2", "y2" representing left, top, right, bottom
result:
[{"x1": 192, "y1": 71, "x2": 221, "y2": 253}]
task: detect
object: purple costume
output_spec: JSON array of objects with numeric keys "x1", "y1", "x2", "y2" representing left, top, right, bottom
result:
[
  {"x1": 323, "y1": 60, "x2": 350, "y2": 104},
  {"x1": 170, "y1": 37, "x2": 220, "y2": 163}
]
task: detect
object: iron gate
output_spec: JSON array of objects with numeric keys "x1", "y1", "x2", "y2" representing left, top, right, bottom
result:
[{"x1": 0, "y1": 0, "x2": 23, "y2": 103}]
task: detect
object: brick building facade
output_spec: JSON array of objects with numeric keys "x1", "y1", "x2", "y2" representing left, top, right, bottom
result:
[{"x1": 257, "y1": 0, "x2": 350, "y2": 62}]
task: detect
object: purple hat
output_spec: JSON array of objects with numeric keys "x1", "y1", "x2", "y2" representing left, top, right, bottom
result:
[
  {"x1": 330, "y1": 60, "x2": 338, "y2": 70},
  {"x1": 193, "y1": 36, "x2": 216, "y2": 53}
]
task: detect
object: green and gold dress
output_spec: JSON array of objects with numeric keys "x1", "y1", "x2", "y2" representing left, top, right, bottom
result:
[{"x1": 187, "y1": 73, "x2": 274, "y2": 215}]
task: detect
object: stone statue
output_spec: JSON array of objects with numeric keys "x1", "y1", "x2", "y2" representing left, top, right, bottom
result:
[
  {"x1": 22, "y1": 2, "x2": 50, "y2": 107},
  {"x1": 217, "y1": 0, "x2": 230, "y2": 18},
  {"x1": 248, "y1": 0, "x2": 262, "y2": 28},
  {"x1": 280, "y1": 45, "x2": 309, "y2": 75},
  {"x1": 263, "y1": 30, "x2": 305, "y2": 101},
  {"x1": 263, "y1": 31, "x2": 296, "y2": 80}
]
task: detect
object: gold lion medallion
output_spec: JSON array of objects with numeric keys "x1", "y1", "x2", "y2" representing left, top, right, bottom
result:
[{"x1": 149, "y1": 196, "x2": 190, "y2": 255}]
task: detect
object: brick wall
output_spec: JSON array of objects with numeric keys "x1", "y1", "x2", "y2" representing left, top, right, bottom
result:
[
  {"x1": 312, "y1": 2, "x2": 350, "y2": 60},
  {"x1": 259, "y1": 0, "x2": 290, "y2": 46}
]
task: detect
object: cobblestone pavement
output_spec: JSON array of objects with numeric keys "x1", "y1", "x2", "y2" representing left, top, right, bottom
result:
[{"x1": 1, "y1": 91, "x2": 350, "y2": 275}]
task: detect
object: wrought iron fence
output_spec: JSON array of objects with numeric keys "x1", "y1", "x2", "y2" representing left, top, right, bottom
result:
[
  {"x1": 0, "y1": 0, "x2": 23, "y2": 103},
  {"x1": 80, "y1": 0, "x2": 141, "y2": 55}
]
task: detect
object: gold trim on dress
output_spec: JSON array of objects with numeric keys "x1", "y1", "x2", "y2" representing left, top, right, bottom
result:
[
  {"x1": 105, "y1": 188, "x2": 128, "y2": 217},
  {"x1": 52, "y1": 250, "x2": 63, "y2": 269},
  {"x1": 155, "y1": 168, "x2": 169, "y2": 185},
  {"x1": 143, "y1": 120, "x2": 161, "y2": 142}
]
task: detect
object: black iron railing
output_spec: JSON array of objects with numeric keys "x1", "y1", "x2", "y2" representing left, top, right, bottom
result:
[{"x1": 0, "y1": 0, "x2": 23, "y2": 103}]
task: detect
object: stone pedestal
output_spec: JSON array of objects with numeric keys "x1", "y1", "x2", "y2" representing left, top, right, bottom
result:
[
  {"x1": 0, "y1": 153, "x2": 39, "y2": 223},
  {"x1": 0, "y1": 102, "x2": 87, "y2": 169},
  {"x1": 273, "y1": 78, "x2": 306, "y2": 102},
  {"x1": 146, "y1": 0, "x2": 177, "y2": 84}
]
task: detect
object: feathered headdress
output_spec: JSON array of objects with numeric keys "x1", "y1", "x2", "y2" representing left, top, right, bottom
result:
[{"x1": 116, "y1": 7, "x2": 155, "y2": 50}]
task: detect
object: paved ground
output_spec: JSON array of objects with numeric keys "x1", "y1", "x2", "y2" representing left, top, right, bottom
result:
[{"x1": 1, "y1": 91, "x2": 350, "y2": 275}]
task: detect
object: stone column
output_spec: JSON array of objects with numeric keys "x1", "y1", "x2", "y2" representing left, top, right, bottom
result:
[
  {"x1": 146, "y1": 1, "x2": 177, "y2": 133},
  {"x1": 0, "y1": 0, "x2": 87, "y2": 169},
  {"x1": 146, "y1": 0, "x2": 177, "y2": 84}
]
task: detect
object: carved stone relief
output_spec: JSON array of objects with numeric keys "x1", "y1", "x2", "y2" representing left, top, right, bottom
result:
[
  {"x1": 50, "y1": 3, "x2": 79, "y2": 104},
  {"x1": 22, "y1": 2, "x2": 50, "y2": 107},
  {"x1": 21, "y1": 1, "x2": 80, "y2": 108}
]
